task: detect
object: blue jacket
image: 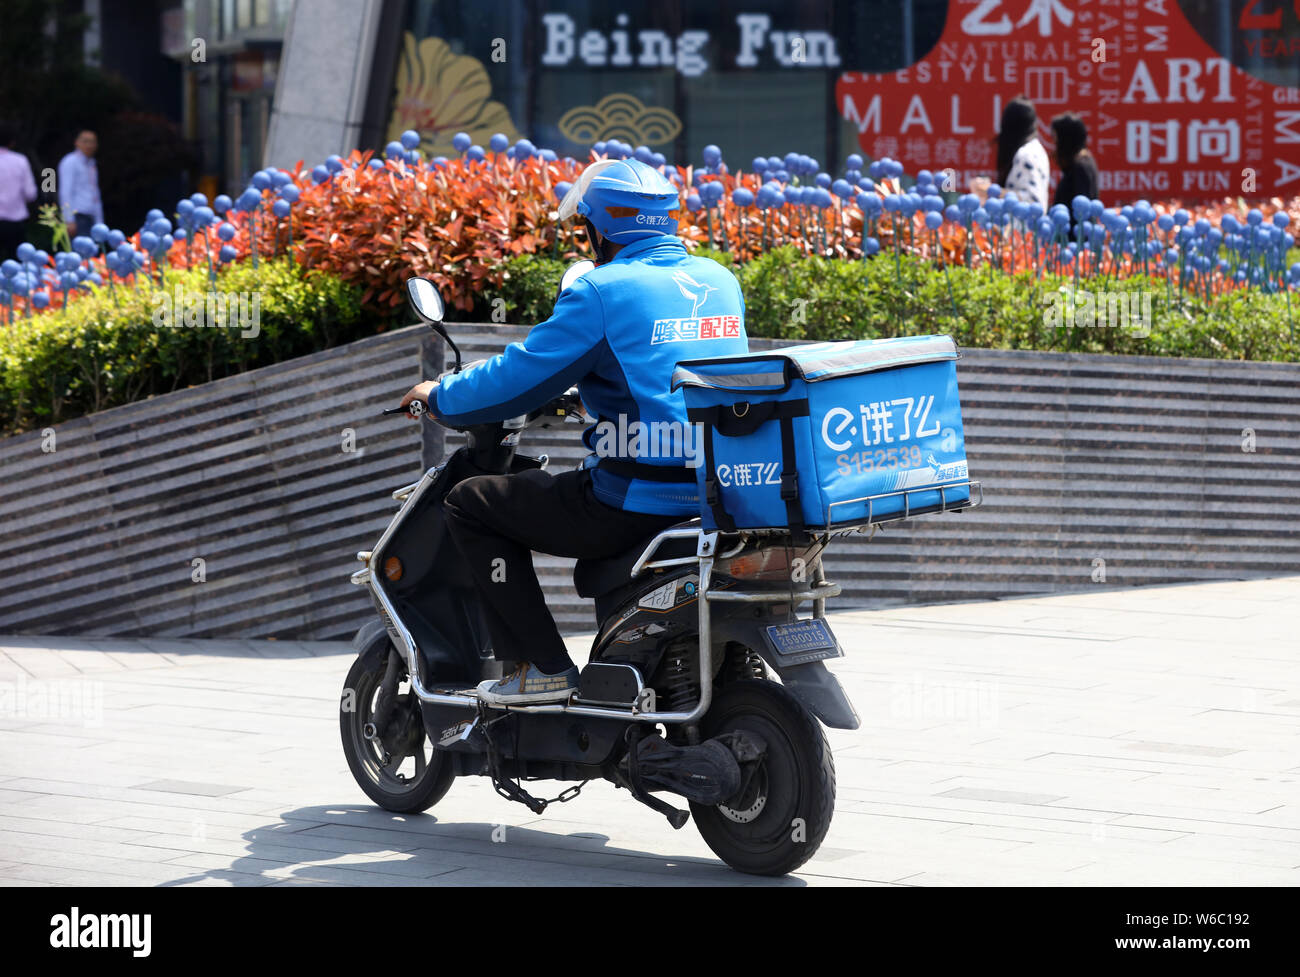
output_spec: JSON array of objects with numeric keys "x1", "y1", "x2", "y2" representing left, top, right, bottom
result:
[{"x1": 433, "y1": 235, "x2": 749, "y2": 515}]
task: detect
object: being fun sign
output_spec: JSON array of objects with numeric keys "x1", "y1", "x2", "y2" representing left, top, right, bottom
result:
[{"x1": 835, "y1": 0, "x2": 1300, "y2": 200}]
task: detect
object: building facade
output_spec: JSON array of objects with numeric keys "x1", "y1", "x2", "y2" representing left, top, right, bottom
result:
[{"x1": 262, "y1": 1, "x2": 1300, "y2": 201}]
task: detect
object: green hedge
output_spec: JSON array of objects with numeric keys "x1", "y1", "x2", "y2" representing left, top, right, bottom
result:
[
  {"x1": 0, "y1": 260, "x2": 378, "y2": 435},
  {"x1": 5, "y1": 246, "x2": 1295, "y2": 437},
  {"x1": 490, "y1": 247, "x2": 1299, "y2": 362}
]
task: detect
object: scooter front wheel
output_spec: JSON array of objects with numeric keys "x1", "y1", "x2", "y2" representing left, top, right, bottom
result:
[
  {"x1": 690, "y1": 679, "x2": 835, "y2": 876},
  {"x1": 339, "y1": 654, "x2": 455, "y2": 813}
]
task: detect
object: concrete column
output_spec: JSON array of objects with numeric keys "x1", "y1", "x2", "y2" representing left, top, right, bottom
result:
[
  {"x1": 263, "y1": 0, "x2": 385, "y2": 168},
  {"x1": 83, "y1": 0, "x2": 102, "y2": 64}
]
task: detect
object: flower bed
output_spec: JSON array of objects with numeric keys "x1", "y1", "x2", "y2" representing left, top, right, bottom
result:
[
  {"x1": 498, "y1": 247, "x2": 1299, "y2": 362},
  {"x1": 0, "y1": 259, "x2": 372, "y2": 434},
  {"x1": 1, "y1": 133, "x2": 1297, "y2": 375}
]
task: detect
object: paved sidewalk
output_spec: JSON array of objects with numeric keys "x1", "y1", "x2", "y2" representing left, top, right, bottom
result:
[{"x1": 0, "y1": 576, "x2": 1296, "y2": 886}]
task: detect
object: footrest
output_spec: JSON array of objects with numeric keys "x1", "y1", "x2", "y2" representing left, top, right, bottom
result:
[
  {"x1": 573, "y1": 663, "x2": 645, "y2": 707},
  {"x1": 430, "y1": 686, "x2": 478, "y2": 700}
]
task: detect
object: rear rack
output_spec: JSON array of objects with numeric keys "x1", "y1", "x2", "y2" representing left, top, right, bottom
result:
[
  {"x1": 698, "y1": 479, "x2": 983, "y2": 540},
  {"x1": 824, "y1": 479, "x2": 982, "y2": 532}
]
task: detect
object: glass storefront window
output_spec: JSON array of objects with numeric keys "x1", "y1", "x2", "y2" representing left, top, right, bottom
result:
[{"x1": 386, "y1": 1, "x2": 947, "y2": 163}]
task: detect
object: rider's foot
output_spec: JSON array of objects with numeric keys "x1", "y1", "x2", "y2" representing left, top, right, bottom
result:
[{"x1": 476, "y1": 663, "x2": 579, "y2": 705}]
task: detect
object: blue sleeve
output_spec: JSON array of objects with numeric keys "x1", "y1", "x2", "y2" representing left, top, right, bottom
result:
[{"x1": 432, "y1": 276, "x2": 607, "y2": 426}]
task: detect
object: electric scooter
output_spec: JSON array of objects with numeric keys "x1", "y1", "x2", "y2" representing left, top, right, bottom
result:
[{"x1": 339, "y1": 266, "x2": 973, "y2": 875}]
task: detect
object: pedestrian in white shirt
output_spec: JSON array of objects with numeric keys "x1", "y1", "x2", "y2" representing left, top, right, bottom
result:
[
  {"x1": 996, "y1": 96, "x2": 1050, "y2": 213},
  {"x1": 57, "y1": 129, "x2": 103, "y2": 239},
  {"x1": 0, "y1": 121, "x2": 38, "y2": 261}
]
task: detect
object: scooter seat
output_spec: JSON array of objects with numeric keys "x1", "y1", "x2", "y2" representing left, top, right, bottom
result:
[{"x1": 573, "y1": 526, "x2": 699, "y2": 599}]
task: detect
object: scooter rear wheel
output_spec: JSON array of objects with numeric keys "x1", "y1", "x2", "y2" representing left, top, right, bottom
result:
[
  {"x1": 340, "y1": 654, "x2": 455, "y2": 813},
  {"x1": 690, "y1": 679, "x2": 835, "y2": 876}
]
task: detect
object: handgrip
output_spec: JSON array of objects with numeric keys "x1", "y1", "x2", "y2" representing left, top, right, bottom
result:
[{"x1": 383, "y1": 402, "x2": 426, "y2": 417}]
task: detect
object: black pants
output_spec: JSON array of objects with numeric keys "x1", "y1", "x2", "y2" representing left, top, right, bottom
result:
[
  {"x1": 443, "y1": 467, "x2": 681, "y2": 673},
  {"x1": 0, "y1": 220, "x2": 25, "y2": 262}
]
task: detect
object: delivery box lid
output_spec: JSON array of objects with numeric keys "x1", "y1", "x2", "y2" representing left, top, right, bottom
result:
[{"x1": 671, "y1": 335, "x2": 958, "y2": 394}]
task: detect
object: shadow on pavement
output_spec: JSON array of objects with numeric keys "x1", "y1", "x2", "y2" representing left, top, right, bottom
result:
[{"x1": 158, "y1": 804, "x2": 806, "y2": 887}]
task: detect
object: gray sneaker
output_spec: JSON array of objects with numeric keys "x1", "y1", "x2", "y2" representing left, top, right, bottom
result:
[{"x1": 476, "y1": 663, "x2": 579, "y2": 705}]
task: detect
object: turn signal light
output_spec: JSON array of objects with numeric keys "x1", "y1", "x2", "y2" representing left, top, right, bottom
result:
[{"x1": 383, "y1": 557, "x2": 403, "y2": 581}]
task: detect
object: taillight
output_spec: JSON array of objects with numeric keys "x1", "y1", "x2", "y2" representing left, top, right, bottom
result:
[{"x1": 717, "y1": 545, "x2": 804, "y2": 582}]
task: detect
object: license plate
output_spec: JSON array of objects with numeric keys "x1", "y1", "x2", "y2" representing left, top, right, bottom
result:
[{"x1": 764, "y1": 619, "x2": 842, "y2": 665}]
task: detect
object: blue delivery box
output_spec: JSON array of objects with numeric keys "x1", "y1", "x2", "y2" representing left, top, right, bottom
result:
[{"x1": 671, "y1": 335, "x2": 970, "y2": 534}]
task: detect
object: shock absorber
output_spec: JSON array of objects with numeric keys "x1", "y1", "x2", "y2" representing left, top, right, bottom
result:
[
  {"x1": 661, "y1": 643, "x2": 699, "y2": 713},
  {"x1": 727, "y1": 642, "x2": 767, "y2": 681}
]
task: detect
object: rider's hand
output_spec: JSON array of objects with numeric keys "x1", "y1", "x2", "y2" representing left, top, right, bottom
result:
[{"x1": 398, "y1": 380, "x2": 437, "y2": 419}]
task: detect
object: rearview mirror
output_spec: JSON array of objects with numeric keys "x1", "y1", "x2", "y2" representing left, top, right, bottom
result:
[
  {"x1": 558, "y1": 259, "x2": 596, "y2": 296},
  {"x1": 406, "y1": 277, "x2": 445, "y2": 323},
  {"x1": 404, "y1": 277, "x2": 461, "y2": 373}
]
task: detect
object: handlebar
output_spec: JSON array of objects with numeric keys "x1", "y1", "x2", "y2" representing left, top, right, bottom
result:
[{"x1": 382, "y1": 387, "x2": 585, "y2": 430}]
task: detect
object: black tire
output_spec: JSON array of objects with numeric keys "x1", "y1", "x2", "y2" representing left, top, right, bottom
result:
[
  {"x1": 691, "y1": 679, "x2": 836, "y2": 876},
  {"x1": 339, "y1": 654, "x2": 455, "y2": 814}
]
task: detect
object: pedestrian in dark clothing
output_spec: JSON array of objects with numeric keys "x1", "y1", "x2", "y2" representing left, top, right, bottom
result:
[
  {"x1": 0, "y1": 121, "x2": 37, "y2": 261},
  {"x1": 1051, "y1": 112, "x2": 1099, "y2": 229}
]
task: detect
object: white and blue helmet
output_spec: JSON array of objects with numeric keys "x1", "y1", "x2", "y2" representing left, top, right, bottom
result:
[{"x1": 557, "y1": 158, "x2": 679, "y2": 243}]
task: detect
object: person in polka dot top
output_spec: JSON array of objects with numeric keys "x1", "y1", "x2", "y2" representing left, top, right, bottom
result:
[{"x1": 996, "y1": 96, "x2": 1050, "y2": 212}]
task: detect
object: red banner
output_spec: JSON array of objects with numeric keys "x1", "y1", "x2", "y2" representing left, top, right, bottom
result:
[{"x1": 835, "y1": 0, "x2": 1300, "y2": 201}]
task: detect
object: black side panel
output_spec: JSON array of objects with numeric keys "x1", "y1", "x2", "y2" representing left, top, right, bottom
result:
[
  {"x1": 499, "y1": 712, "x2": 628, "y2": 767},
  {"x1": 377, "y1": 448, "x2": 542, "y2": 684},
  {"x1": 418, "y1": 700, "x2": 627, "y2": 768},
  {"x1": 588, "y1": 565, "x2": 704, "y2": 678}
]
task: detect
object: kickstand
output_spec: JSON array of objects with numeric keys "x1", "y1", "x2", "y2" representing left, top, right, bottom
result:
[{"x1": 614, "y1": 727, "x2": 690, "y2": 830}]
